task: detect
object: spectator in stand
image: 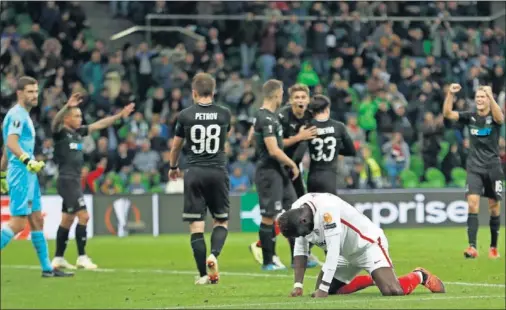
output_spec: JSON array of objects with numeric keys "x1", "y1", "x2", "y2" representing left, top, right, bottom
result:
[
  {"x1": 221, "y1": 71, "x2": 245, "y2": 109},
  {"x1": 230, "y1": 167, "x2": 250, "y2": 193},
  {"x1": 382, "y1": 132, "x2": 410, "y2": 188},
  {"x1": 442, "y1": 143, "x2": 463, "y2": 183},
  {"x1": 346, "y1": 113, "x2": 366, "y2": 151},
  {"x1": 100, "y1": 173, "x2": 122, "y2": 195},
  {"x1": 359, "y1": 146, "x2": 383, "y2": 189},
  {"x1": 128, "y1": 173, "x2": 147, "y2": 195},
  {"x1": 112, "y1": 142, "x2": 134, "y2": 172},
  {"x1": 81, "y1": 50, "x2": 104, "y2": 96},
  {"x1": 135, "y1": 42, "x2": 158, "y2": 101},
  {"x1": 144, "y1": 87, "x2": 168, "y2": 122},
  {"x1": 421, "y1": 112, "x2": 445, "y2": 170},
  {"x1": 133, "y1": 139, "x2": 160, "y2": 174},
  {"x1": 238, "y1": 13, "x2": 260, "y2": 78}
]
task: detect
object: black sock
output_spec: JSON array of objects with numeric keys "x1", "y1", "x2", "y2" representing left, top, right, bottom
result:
[
  {"x1": 272, "y1": 225, "x2": 277, "y2": 256},
  {"x1": 75, "y1": 224, "x2": 87, "y2": 256},
  {"x1": 288, "y1": 237, "x2": 295, "y2": 264},
  {"x1": 55, "y1": 226, "x2": 70, "y2": 257},
  {"x1": 467, "y1": 213, "x2": 479, "y2": 248},
  {"x1": 191, "y1": 233, "x2": 207, "y2": 277},
  {"x1": 210, "y1": 226, "x2": 228, "y2": 257},
  {"x1": 259, "y1": 223, "x2": 274, "y2": 266},
  {"x1": 490, "y1": 215, "x2": 500, "y2": 248}
]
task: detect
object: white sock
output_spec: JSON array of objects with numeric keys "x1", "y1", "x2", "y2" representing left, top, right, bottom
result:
[{"x1": 415, "y1": 271, "x2": 424, "y2": 283}]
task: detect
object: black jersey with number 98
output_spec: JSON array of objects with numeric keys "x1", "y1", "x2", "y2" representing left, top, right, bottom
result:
[{"x1": 174, "y1": 103, "x2": 232, "y2": 169}]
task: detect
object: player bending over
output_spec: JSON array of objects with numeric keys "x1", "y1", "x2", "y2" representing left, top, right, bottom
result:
[
  {"x1": 443, "y1": 84, "x2": 504, "y2": 259},
  {"x1": 51, "y1": 93, "x2": 135, "y2": 270},
  {"x1": 169, "y1": 73, "x2": 232, "y2": 285},
  {"x1": 306, "y1": 95, "x2": 356, "y2": 194},
  {"x1": 249, "y1": 84, "x2": 321, "y2": 268},
  {"x1": 278, "y1": 193, "x2": 445, "y2": 298},
  {"x1": 0, "y1": 76, "x2": 73, "y2": 277},
  {"x1": 252, "y1": 79, "x2": 300, "y2": 271}
]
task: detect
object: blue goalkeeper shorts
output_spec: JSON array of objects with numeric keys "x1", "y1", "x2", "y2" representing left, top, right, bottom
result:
[{"x1": 8, "y1": 166, "x2": 41, "y2": 216}]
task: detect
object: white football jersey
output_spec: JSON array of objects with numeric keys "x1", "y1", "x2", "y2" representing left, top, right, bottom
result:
[{"x1": 293, "y1": 193, "x2": 384, "y2": 260}]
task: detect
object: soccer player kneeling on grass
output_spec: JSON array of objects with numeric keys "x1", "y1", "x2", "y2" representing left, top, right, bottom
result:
[
  {"x1": 50, "y1": 93, "x2": 135, "y2": 270},
  {"x1": 279, "y1": 193, "x2": 446, "y2": 298}
]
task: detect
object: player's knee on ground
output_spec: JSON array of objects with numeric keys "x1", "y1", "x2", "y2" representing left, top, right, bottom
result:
[
  {"x1": 61, "y1": 213, "x2": 76, "y2": 228},
  {"x1": 77, "y1": 210, "x2": 90, "y2": 225},
  {"x1": 28, "y1": 212, "x2": 44, "y2": 230},
  {"x1": 213, "y1": 219, "x2": 228, "y2": 228},
  {"x1": 467, "y1": 195, "x2": 480, "y2": 213},
  {"x1": 261, "y1": 216, "x2": 275, "y2": 225},
  {"x1": 189, "y1": 220, "x2": 205, "y2": 233},
  {"x1": 488, "y1": 200, "x2": 500, "y2": 216},
  {"x1": 8, "y1": 216, "x2": 28, "y2": 234}
]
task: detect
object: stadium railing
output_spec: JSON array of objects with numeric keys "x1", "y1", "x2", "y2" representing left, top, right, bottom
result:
[{"x1": 111, "y1": 9, "x2": 506, "y2": 45}]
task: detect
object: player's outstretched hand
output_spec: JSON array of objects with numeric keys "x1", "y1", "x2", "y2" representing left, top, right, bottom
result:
[
  {"x1": 67, "y1": 92, "x2": 83, "y2": 107},
  {"x1": 120, "y1": 103, "x2": 135, "y2": 118},
  {"x1": 0, "y1": 171, "x2": 8, "y2": 194},
  {"x1": 448, "y1": 83, "x2": 461, "y2": 94},
  {"x1": 168, "y1": 168, "x2": 181, "y2": 181},
  {"x1": 311, "y1": 289, "x2": 329, "y2": 298},
  {"x1": 298, "y1": 126, "x2": 318, "y2": 141},
  {"x1": 290, "y1": 287, "x2": 303, "y2": 297}
]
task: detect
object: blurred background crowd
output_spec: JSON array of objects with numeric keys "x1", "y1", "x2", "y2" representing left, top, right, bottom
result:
[{"x1": 1, "y1": 1, "x2": 505, "y2": 195}]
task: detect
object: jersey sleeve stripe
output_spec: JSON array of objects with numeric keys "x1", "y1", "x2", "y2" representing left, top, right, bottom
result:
[
  {"x1": 340, "y1": 219, "x2": 375, "y2": 243},
  {"x1": 377, "y1": 237, "x2": 393, "y2": 267}
]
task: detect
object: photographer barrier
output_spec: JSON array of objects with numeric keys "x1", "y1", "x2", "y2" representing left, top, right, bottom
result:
[{"x1": 240, "y1": 189, "x2": 505, "y2": 231}]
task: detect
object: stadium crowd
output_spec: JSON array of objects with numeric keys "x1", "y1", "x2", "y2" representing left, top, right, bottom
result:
[{"x1": 1, "y1": 1, "x2": 505, "y2": 194}]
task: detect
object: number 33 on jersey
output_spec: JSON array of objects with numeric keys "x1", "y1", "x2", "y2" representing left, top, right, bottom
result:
[
  {"x1": 174, "y1": 104, "x2": 232, "y2": 168},
  {"x1": 307, "y1": 119, "x2": 355, "y2": 171}
]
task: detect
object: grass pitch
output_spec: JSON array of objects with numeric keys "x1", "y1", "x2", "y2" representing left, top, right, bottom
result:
[{"x1": 1, "y1": 227, "x2": 505, "y2": 309}]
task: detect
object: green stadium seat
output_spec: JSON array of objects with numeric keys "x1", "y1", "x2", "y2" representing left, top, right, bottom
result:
[
  {"x1": 451, "y1": 167, "x2": 467, "y2": 188},
  {"x1": 399, "y1": 169, "x2": 419, "y2": 188},
  {"x1": 425, "y1": 167, "x2": 446, "y2": 188},
  {"x1": 410, "y1": 155, "x2": 424, "y2": 178}
]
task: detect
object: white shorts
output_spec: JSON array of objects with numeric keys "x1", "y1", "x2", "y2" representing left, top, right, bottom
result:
[{"x1": 333, "y1": 234, "x2": 393, "y2": 284}]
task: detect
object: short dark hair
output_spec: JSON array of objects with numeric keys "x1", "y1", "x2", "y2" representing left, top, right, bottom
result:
[
  {"x1": 308, "y1": 95, "x2": 331, "y2": 114},
  {"x1": 277, "y1": 208, "x2": 304, "y2": 238},
  {"x1": 262, "y1": 79, "x2": 283, "y2": 100},
  {"x1": 192, "y1": 73, "x2": 216, "y2": 97},
  {"x1": 17, "y1": 76, "x2": 38, "y2": 91}
]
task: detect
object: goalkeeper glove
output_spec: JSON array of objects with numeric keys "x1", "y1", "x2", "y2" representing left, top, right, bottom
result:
[
  {"x1": 0, "y1": 171, "x2": 7, "y2": 194},
  {"x1": 19, "y1": 153, "x2": 45, "y2": 173}
]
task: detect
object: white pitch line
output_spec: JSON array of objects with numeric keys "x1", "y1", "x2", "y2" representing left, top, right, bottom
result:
[
  {"x1": 160, "y1": 295, "x2": 506, "y2": 310},
  {"x1": 3, "y1": 265, "x2": 505, "y2": 288}
]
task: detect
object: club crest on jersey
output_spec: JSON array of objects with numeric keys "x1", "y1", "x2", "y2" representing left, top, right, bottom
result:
[
  {"x1": 323, "y1": 213, "x2": 332, "y2": 223},
  {"x1": 486, "y1": 116, "x2": 492, "y2": 124}
]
